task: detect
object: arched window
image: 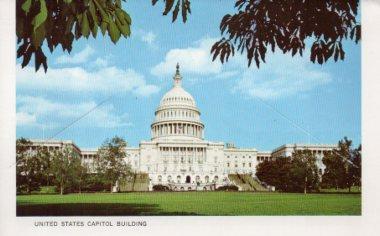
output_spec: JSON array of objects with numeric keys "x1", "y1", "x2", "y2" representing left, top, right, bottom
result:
[
  {"x1": 205, "y1": 175, "x2": 209, "y2": 183},
  {"x1": 177, "y1": 175, "x2": 181, "y2": 183},
  {"x1": 158, "y1": 175, "x2": 162, "y2": 182},
  {"x1": 167, "y1": 175, "x2": 172, "y2": 183},
  {"x1": 214, "y1": 176, "x2": 219, "y2": 182}
]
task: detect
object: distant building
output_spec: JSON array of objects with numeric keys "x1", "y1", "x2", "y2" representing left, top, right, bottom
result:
[{"x1": 24, "y1": 65, "x2": 338, "y2": 191}]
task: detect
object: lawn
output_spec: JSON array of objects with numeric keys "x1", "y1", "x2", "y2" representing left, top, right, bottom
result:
[{"x1": 17, "y1": 192, "x2": 361, "y2": 216}]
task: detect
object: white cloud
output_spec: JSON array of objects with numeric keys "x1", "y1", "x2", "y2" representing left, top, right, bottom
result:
[
  {"x1": 55, "y1": 45, "x2": 95, "y2": 65},
  {"x1": 141, "y1": 31, "x2": 157, "y2": 45},
  {"x1": 233, "y1": 52, "x2": 332, "y2": 100},
  {"x1": 16, "y1": 112, "x2": 37, "y2": 126},
  {"x1": 93, "y1": 57, "x2": 109, "y2": 67},
  {"x1": 151, "y1": 37, "x2": 222, "y2": 76},
  {"x1": 17, "y1": 65, "x2": 160, "y2": 97},
  {"x1": 16, "y1": 96, "x2": 132, "y2": 128}
]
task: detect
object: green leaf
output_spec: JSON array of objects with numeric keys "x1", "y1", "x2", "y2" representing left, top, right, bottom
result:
[
  {"x1": 21, "y1": 0, "x2": 32, "y2": 15},
  {"x1": 108, "y1": 21, "x2": 120, "y2": 43},
  {"x1": 100, "y1": 21, "x2": 108, "y2": 35},
  {"x1": 123, "y1": 11, "x2": 132, "y2": 25},
  {"x1": 31, "y1": 0, "x2": 47, "y2": 32},
  {"x1": 88, "y1": 1, "x2": 99, "y2": 25},
  {"x1": 81, "y1": 14, "x2": 90, "y2": 38},
  {"x1": 115, "y1": 17, "x2": 130, "y2": 37},
  {"x1": 63, "y1": 0, "x2": 72, "y2": 3},
  {"x1": 93, "y1": 0, "x2": 110, "y2": 23}
]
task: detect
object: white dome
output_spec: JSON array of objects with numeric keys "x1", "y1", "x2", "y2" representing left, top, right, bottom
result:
[
  {"x1": 151, "y1": 64, "x2": 204, "y2": 141},
  {"x1": 160, "y1": 86, "x2": 196, "y2": 107}
]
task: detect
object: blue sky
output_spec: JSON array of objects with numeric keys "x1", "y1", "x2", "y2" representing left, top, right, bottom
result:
[{"x1": 16, "y1": 0, "x2": 361, "y2": 151}]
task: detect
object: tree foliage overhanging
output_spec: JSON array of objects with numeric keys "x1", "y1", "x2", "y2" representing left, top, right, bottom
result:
[
  {"x1": 211, "y1": 0, "x2": 361, "y2": 67},
  {"x1": 17, "y1": 0, "x2": 132, "y2": 72},
  {"x1": 17, "y1": 0, "x2": 360, "y2": 72}
]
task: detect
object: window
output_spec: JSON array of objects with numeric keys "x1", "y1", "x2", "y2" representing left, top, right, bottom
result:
[
  {"x1": 227, "y1": 163, "x2": 230, "y2": 167},
  {"x1": 235, "y1": 164, "x2": 238, "y2": 168},
  {"x1": 158, "y1": 175, "x2": 162, "y2": 182},
  {"x1": 249, "y1": 163, "x2": 252, "y2": 167},
  {"x1": 205, "y1": 176, "x2": 209, "y2": 183},
  {"x1": 243, "y1": 163, "x2": 246, "y2": 167}
]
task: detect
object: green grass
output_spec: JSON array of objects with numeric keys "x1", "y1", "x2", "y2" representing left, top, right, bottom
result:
[
  {"x1": 17, "y1": 192, "x2": 361, "y2": 216},
  {"x1": 320, "y1": 186, "x2": 361, "y2": 193}
]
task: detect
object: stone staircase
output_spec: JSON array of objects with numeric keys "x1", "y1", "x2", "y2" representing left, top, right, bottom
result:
[
  {"x1": 119, "y1": 173, "x2": 149, "y2": 192},
  {"x1": 228, "y1": 174, "x2": 268, "y2": 192},
  {"x1": 240, "y1": 174, "x2": 268, "y2": 191}
]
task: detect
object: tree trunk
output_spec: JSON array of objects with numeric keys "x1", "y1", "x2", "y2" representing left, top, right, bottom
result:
[
  {"x1": 60, "y1": 180, "x2": 64, "y2": 195},
  {"x1": 304, "y1": 176, "x2": 307, "y2": 194},
  {"x1": 110, "y1": 184, "x2": 113, "y2": 193}
]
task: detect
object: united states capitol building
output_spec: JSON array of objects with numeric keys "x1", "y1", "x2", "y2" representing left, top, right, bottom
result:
[{"x1": 28, "y1": 65, "x2": 337, "y2": 191}]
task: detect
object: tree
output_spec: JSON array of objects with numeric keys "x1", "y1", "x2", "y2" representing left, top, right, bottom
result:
[
  {"x1": 348, "y1": 144, "x2": 361, "y2": 191},
  {"x1": 17, "y1": 0, "x2": 360, "y2": 72},
  {"x1": 35, "y1": 145, "x2": 52, "y2": 186},
  {"x1": 95, "y1": 136, "x2": 132, "y2": 192},
  {"x1": 289, "y1": 150, "x2": 319, "y2": 193},
  {"x1": 49, "y1": 146, "x2": 82, "y2": 195},
  {"x1": 211, "y1": 0, "x2": 361, "y2": 67},
  {"x1": 256, "y1": 150, "x2": 319, "y2": 193},
  {"x1": 72, "y1": 161, "x2": 89, "y2": 194},
  {"x1": 322, "y1": 137, "x2": 359, "y2": 191},
  {"x1": 256, "y1": 158, "x2": 292, "y2": 191},
  {"x1": 16, "y1": 138, "x2": 42, "y2": 194}
]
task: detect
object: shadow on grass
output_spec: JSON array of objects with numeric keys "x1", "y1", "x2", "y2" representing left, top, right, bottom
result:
[{"x1": 17, "y1": 203, "x2": 200, "y2": 216}]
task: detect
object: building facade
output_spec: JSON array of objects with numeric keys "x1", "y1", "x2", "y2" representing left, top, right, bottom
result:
[{"x1": 27, "y1": 65, "x2": 338, "y2": 191}]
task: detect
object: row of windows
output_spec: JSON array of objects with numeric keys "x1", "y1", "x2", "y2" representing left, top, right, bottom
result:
[
  {"x1": 82, "y1": 154, "x2": 97, "y2": 159},
  {"x1": 226, "y1": 162, "x2": 253, "y2": 168},
  {"x1": 160, "y1": 147, "x2": 205, "y2": 152},
  {"x1": 157, "y1": 175, "x2": 219, "y2": 184},
  {"x1": 29, "y1": 146, "x2": 60, "y2": 151},
  {"x1": 226, "y1": 155, "x2": 252, "y2": 159},
  {"x1": 159, "y1": 109, "x2": 196, "y2": 119},
  {"x1": 163, "y1": 97, "x2": 192, "y2": 103}
]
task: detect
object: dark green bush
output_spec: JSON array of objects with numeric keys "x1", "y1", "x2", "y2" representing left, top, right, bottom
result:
[
  {"x1": 216, "y1": 185, "x2": 239, "y2": 191},
  {"x1": 153, "y1": 184, "x2": 170, "y2": 191}
]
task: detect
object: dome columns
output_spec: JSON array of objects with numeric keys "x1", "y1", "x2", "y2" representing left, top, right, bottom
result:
[{"x1": 151, "y1": 122, "x2": 204, "y2": 139}]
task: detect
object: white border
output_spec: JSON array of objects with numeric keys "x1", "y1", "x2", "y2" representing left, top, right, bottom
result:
[{"x1": 1, "y1": 0, "x2": 380, "y2": 235}]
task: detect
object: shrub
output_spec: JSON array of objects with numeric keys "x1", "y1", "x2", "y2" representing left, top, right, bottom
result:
[
  {"x1": 153, "y1": 184, "x2": 170, "y2": 191},
  {"x1": 216, "y1": 185, "x2": 239, "y2": 191}
]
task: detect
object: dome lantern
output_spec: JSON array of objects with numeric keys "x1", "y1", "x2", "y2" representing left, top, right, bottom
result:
[{"x1": 173, "y1": 63, "x2": 182, "y2": 87}]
